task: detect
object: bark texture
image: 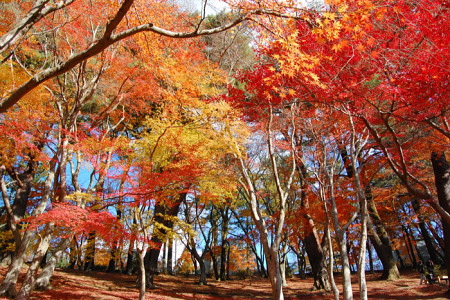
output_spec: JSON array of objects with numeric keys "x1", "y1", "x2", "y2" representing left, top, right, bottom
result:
[{"x1": 431, "y1": 152, "x2": 450, "y2": 293}]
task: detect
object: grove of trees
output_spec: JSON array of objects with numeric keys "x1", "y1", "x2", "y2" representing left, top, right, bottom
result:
[{"x1": 0, "y1": 0, "x2": 448, "y2": 300}]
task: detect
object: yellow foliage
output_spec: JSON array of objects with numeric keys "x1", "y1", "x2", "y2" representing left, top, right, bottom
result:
[{"x1": 0, "y1": 230, "x2": 15, "y2": 252}]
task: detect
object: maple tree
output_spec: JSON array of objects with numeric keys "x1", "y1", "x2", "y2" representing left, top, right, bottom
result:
[
  {"x1": 222, "y1": 0, "x2": 448, "y2": 299},
  {"x1": 0, "y1": 0, "x2": 319, "y2": 113},
  {"x1": 0, "y1": 0, "x2": 448, "y2": 299}
]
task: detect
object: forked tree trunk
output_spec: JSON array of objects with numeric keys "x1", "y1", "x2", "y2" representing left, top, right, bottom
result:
[
  {"x1": 16, "y1": 226, "x2": 53, "y2": 299},
  {"x1": 189, "y1": 245, "x2": 207, "y2": 285},
  {"x1": 35, "y1": 237, "x2": 71, "y2": 290}
]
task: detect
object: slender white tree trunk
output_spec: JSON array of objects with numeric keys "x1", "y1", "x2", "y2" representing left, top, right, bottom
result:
[
  {"x1": 325, "y1": 224, "x2": 339, "y2": 300},
  {"x1": 138, "y1": 247, "x2": 147, "y2": 300},
  {"x1": 337, "y1": 233, "x2": 353, "y2": 300}
]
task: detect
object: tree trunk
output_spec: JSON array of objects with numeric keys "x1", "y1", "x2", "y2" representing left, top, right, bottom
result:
[
  {"x1": 280, "y1": 249, "x2": 288, "y2": 287},
  {"x1": 35, "y1": 237, "x2": 71, "y2": 290},
  {"x1": 144, "y1": 193, "x2": 185, "y2": 287},
  {"x1": 219, "y1": 208, "x2": 230, "y2": 281},
  {"x1": 412, "y1": 198, "x2": 444, "y2": 264},
  {"x1": 325, "y1": 223, "x2": 339, "y2": 300},
  {"x1": 298, "y1": 162, "x2": 330, "y2": 291},
  {"x1": 366, "y1": 186, "x2": 401, "y2": 280},
  {"x1": 84, "y1": 232, "x2": 96, "y2": 271},
  {"x1": 167, "y1": 237, "x2": 173, "y2": 275},
  {"x1": 367, "y1": 240, "x2": 375, "y2": 274},
  {"x1": 431, "y1": 152, "x2": 450, "y2": 293},
  {"x1": 69, "y1": 236, "x2": 79, "y2": 269},
  {"x1": 189, "y1": 243, "x2": 207, "y2": 285},
  {"x1": 402, "y1": 225, "x2": 418, "y2": 268},
  {"x1": 125, "y1": 238, "x2": 135, "y2": 275},
  {"x1": 210, "y1": 221, "x2": 220, "y2": 280},
  {"x1": 267, "y1": 251, "x2": 284, "y2": 300},
  {"x1": 220, "y1": 239, "x2": 229, "y2": 281},
  {"x1": 427, "y1": 222, "x2": 445, "y2": 251},
  {"x1": 337, "y1": 232, "x2": 353, "y2": 300},
  {"x1": 138, "y1": 248, "x2": 146, "y2": 300},
  {"x1": 107, "y1": 242, "x2": 119, "y2": 273},
  {"x1": 15, "y1": 226, "x2": 53, "y2": 300},
  {"x1": 0, "y1": 240, "x2": 28, "y2": 297},
  {"x1": 340, "y1": 144, "x2": 400, "y2": 280},
  {"x1": 0, "y1": 160, "x2": 36, "y2": 292},
  {"x1": 292, "y1": 244, "x2": 306, "y2": 279},
  {"x1": 357, "y1": 187, "x2": 368, "y2": 300}
]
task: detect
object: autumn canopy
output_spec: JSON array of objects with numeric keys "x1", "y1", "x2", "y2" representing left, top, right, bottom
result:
[{"x1": 0, "y1": 0, "x2": 448, "y2": 300}]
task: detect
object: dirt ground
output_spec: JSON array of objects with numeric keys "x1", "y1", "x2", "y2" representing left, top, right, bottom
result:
[{"x1": 1, "y1": 268, "x2": 449, "y2": 299}]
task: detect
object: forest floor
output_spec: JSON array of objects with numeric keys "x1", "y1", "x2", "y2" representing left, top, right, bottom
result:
[{"x1": 0, "y1": 267, "x2": 449, "y2": 299}]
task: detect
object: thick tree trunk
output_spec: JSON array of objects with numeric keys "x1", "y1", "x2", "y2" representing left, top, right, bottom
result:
[
  {"x1": 84, "y1": 232, "x2": 96, "y2": 271},
  {"x1": 298, "y1": 162, "x2": 330, "y2": 291},
  {"x1": 107, "y1": 241, "x2": 120, "y2": 273},
  {"x1": 144, "y1": 247, "x2": 160, "y2": 288},
  {"x1": 0, "y1": 243, "x2": 27, "y2": 297},
  {"x1": 69, "y1": 236, "x2": 79, "y2": 269},
  {"x1": 189, "y1": 245, "x2": 207, "y2": 285},
  {"x1": 0, "y1": 161, "x2": 35, "y2": 278},
  {"x1": 427, "y1": 222, "x2": 445, "y2": 251},
  {"x1": 366, "y1": 187, "x2": 400, "y2": 280},
  {"x1": 10, "y1": 160, "x2": 35, "y2": 220},
  {"x1": 412, "y1": 198, "x2": 444, "y2": 264},
  {"x1": 16, "y1": 226, "x2": 53, "y2": 300},
  {"x1": 144, "y1": 193, "x2": 185, "y2": 287},
  {"x1": 266, "y1": 250, "x2": 284, "y2": 300},
  {"x1": 35, "y1": 238, "x2": 71, "y2": 290},
  {"x1": 431, "y1": 152, "x2": 450, "y2": 293},
  {"x1": 303, "y1": 226, "x2": 330, "y2": 291}
]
